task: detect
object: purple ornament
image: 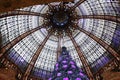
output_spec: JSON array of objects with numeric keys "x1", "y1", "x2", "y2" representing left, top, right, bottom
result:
[
  {"x1": 48, "y1": 78, "x2": 52, "y2": 80},
  {"x1": 58, "y1": 57, "x2": 62, "y2": 61},
  {"x1": 71, "y1": 65, "x2": 76, "y2": 68},
  {"x1": 79, "y1": 72, "x2": 84, "y2": 76},
  {"x1": 56, "y1": 63, "x2": 59, "y2": 67},
  {"x1": 70, "y1": 61, "x2": 74, "y2": 64},
  {"x1": 67, "y1": 71, "x2": 73, "y2": 74},
  {"x1": 63, "y1": 65, "x2": 68, "y2": 68},
  {"x1": 57, "y1": 73, "x2": 62, "y2": 76},
  {"x1": 76, "y1": 78, "x2": 81, "y2": 80},
  {"x1": 79, "y1": 69, "x2": 83, "y2": 72},
  {"x1": 63, "y1": 77, "x2": 69, "y2": 80},
  {"x1": 55, "y1": 67, "x2": 58, "y2": 71},
  {"x1": 66, "y1": 57, "x2": 69, "y2": 60},
  {"x1": 62, "y1": 60, "x2": 67, "y2": 63}
]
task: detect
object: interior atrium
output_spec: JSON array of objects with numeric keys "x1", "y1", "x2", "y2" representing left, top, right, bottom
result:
[{"x1": 0, "y1": 0, "x2": 120, "y2": 80}]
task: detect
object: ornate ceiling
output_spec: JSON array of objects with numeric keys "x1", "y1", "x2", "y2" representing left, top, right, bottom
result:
[{"x1": 0, "y1": 0, "x2": 120, "y2": 79}]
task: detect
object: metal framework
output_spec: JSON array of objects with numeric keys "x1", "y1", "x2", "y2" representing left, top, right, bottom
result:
[
  {"x1": 1, "y1": 11, "x2": 120, "y2": 24},
  {"x1": 0, "y1": 0, "x2": 87, "y2": 19},
  {"x1": 77, "y1": 15, "x2": 120, "y2": 23},
  {"x1": 0, "y1": 10, "x2": 46, "y2": 18},
  {"x1": 68, "y1": 32, "x2": 94, "y2": 80},
  {"x1": 22, "y1": 30, "x2": 52, "y2": 80},
  {"x1": 0, "y1": 26, "x2": 43, "y2": 58},
  {"x1": 78, "y1": 27, "x2": 120, "y2": 61},
  {"x1": 59, "y1": 2, "x2": 64, "y2": 10},
  {"x1": 0, "y1": 0, "x2": 120, "y2": 80},
  {"x1": 48, "y1": 4, "x2": 54, "y2": 11},
  {"x1": 57, "y1": 35, "x2": 62, "y2": 60},
  {"x1": 71, "y1": 0, "x2": 86, "y2": 10}
]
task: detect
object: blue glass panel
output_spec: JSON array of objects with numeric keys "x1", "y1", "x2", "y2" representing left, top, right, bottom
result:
[
  {"x1": 112, "y1": 25, "x2": 120, "y2": 49},
  {"x1": 8, "y1": 51, "x2": 15, "y2": 58},
  {"x1": 91, "y1": 52, "x2": 113, "y2": 73},
  {"x1": 31, "y1": 68, "x2": 51, "y2": 79},
  {"x1": 7, "y1": 49, "x2": 28, "y2": 72}
]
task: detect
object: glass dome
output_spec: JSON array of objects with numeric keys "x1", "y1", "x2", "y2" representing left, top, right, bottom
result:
[{"x1": 0, "y1": 0, "x2": 120, "y2": 80}]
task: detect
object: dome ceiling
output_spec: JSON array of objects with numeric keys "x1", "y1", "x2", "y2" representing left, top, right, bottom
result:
[{"x1": 0, "y1": 0, "x2": 120, "y2": 79}]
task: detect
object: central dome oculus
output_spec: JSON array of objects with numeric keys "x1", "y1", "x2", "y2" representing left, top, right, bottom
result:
[
  {"x1": 43, "y1": 3, "x2": 79, "y2": 36},
  {"x1": 52, "y1": 11, "x2": 69, "y2": 27}
]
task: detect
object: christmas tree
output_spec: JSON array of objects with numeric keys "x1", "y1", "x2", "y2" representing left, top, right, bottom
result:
[{"x1": 49, "y1": 47, "x2": 89, "y2": 80}]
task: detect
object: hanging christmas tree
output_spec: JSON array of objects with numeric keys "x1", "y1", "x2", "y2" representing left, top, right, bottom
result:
[{"x1": 49, "y1": 47, "x2": 89, "y2": 80}]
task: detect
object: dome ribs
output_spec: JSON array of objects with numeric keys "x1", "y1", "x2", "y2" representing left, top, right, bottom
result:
[
  {"x1": 56, "y1": 35, "x2": 62, "y2": 60},
  {"x1": 71, "y1": 0, "x2": 86, "y2": 10},
  {"x1": 22, "y1": 30, "x2": 52, "y2": 80},
  {"x1": 78, "y1": 27, "x2": 120, "y2": 63},
  {"x1": 68, "y1": 32, "x2": 94, "y2": 80},
  {"x1": 0, "y1": 10, "x2": 46, "y2": 18},
  {"x1": 0, "y1": 26, "x2": 43, "y2": 58},
  {"x1": 77, "y1": 15, "x2": 120, "y2": 23}
]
